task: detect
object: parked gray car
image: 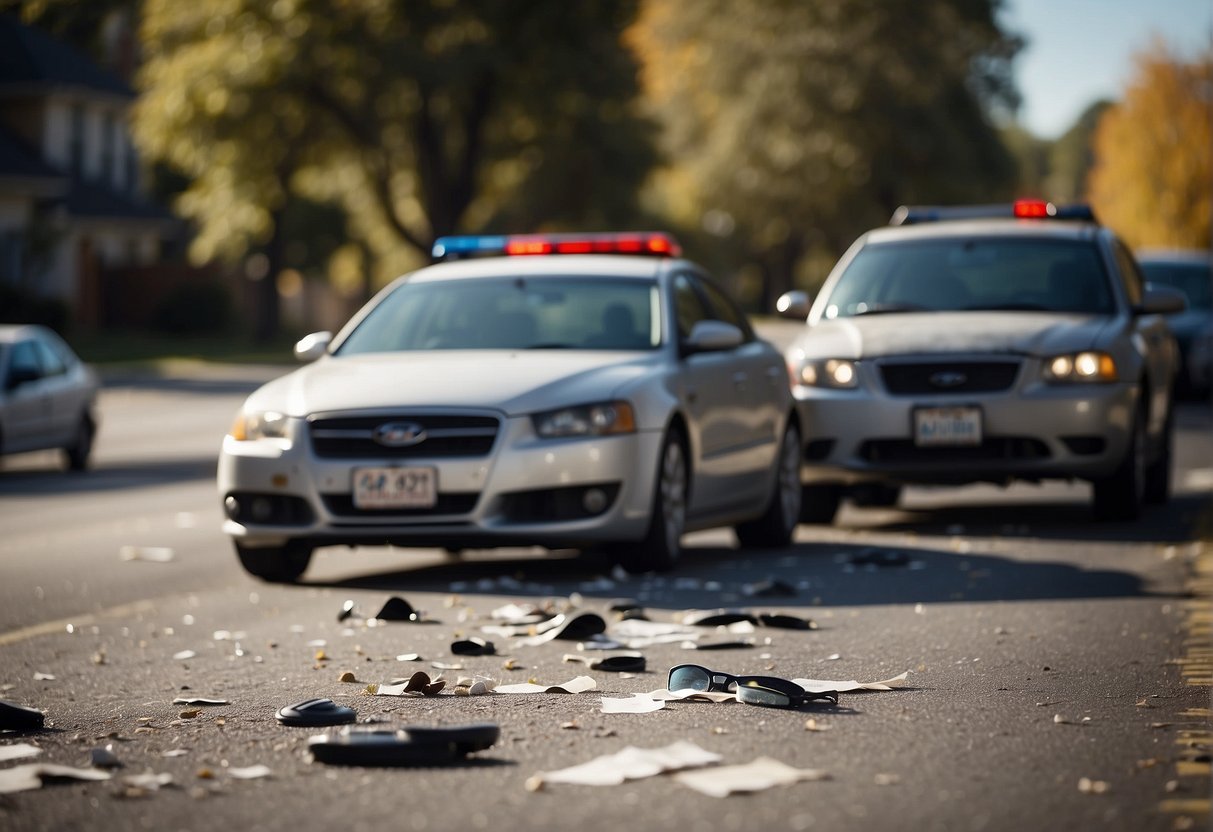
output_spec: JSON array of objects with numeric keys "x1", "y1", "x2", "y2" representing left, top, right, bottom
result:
[
  {"x1": 0, "y1": 324, "x2": 99, "y2": 470},
  {"x1": 1137, "y1": 249, "x2": 1213, "y2": 396},
  {"x1": 777, "y1": 201, "x2": 1186, "y2": 523}
]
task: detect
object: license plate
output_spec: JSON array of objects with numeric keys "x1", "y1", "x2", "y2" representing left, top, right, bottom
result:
[
  {"x1": 913, "y1": 407, "x2": 982, "y2": 446},
  {"x1": 353, "y1": 467, "x2": 437, "y2": 509}
]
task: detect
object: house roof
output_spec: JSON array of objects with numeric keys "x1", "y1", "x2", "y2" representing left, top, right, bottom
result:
[{"x1": 0, "y1": 14, "x2": 133, "y2": 99}]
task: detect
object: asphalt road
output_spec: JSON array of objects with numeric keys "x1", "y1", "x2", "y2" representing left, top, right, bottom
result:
[{"x1": 0, "y1": 339, "x2": 1210, "y2": 832}]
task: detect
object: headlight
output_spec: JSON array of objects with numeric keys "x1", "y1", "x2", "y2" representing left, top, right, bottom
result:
[
  {"x1": 531, "y1": 401, "x2": 636, "y2": 438},
  {"x1": 228, "y1": 410, "x2": 291, "y2": 441},
  {"x1": 791, "y1": 358, "x2": 859, "y2": 389},
  {"x1": 1042, "y1": 351, "x2": 1118, "y2": 384}
]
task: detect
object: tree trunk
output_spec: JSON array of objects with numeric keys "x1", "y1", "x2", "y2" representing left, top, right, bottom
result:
[{"x1": 253, "y1": 207, "x2": 285, "y2": 343}]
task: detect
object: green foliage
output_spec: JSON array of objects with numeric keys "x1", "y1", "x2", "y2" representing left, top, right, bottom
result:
[
  {"x1": 134, "y1": 0, "x2": 657, "y2": 271},
  {"x1": 632, "y1": 0, "x2": 1021, "y2": 305}
]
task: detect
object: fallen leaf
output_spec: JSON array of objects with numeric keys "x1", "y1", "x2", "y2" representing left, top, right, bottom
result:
[{"x1": 179, "y1": 709, "x2": 200, "y2": 720}]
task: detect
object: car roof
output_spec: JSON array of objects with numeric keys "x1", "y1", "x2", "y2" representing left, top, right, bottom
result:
[
  {"x1": 0, "y1": 324, "x2": 51, "y2": 344},
  {"x1": 402, "y1": 254, "x2": 677, "y2": 284},
  {"x1": 862, "y1": 218, "x2": 1104, "y2": 246},
  {"x1": 1136, "y1": 249, "x2": 1213, "y2": 266}
]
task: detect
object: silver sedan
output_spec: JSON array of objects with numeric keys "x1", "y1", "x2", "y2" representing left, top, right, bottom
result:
[{"x1": 218, "y1": 233, "x2": 801, "y2": 582}]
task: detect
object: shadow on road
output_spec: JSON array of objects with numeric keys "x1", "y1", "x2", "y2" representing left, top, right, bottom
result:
[{"x1": 301, "y1": 533, "x2": 1167, "y2": 612}]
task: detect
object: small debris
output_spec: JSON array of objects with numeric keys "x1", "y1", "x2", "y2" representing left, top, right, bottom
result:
[
  {"x1": 172, "y1": 651, "x2": 196, "y2": 661},
  {"x1": 742, "y1": 579, "x2": 796, "y2": 598},
  {"x1": 560, "y1": 722, "x2": 580, "y2": 730},
  {"x1": 395, "y1": 653, "x2": 422, "y2": 662},
  {"x1": 32, "y1": 672, "x2": 55, "y2": 681},
  {"x1": 874, "y1": 773, "x2": 900, "y2": 786},
  {"x1": 451, "y1": 638, "x2": 496, "y2": 656},
  {"x1": 374, "y1": 596, "x2": 426, "y2": 622},
  {"x1": 496, "y1": 676, "x2": 596, "y2": 695},
  {"x1": 674, "y1": 757, "x2": 829, "y2": 798},
  {"x1": 229, "y1": 765, "x2": 272, "y2": 780},
  {"x1": 1078, "y1": 777, "x2": 1111, "y2": 794},
  {"x1": 90, "y1": 746, "x2": 123, "y2": 769},
  {"x1": 0, "y1": 744, "x2": 42, "y2": 763},
  {"x1": 119, "y1": 546, "x2": 175, "y2": 563},
  {"x1": 338, "y1": 671, "x2": 358, "y2": 683},
  {"x1": 804, "y1": 719, "x2": 830, "y2": 732},
  {"x1": 123, "y1": 772, "x2": 173, "y2": 791},
  {"x1": 179, "y1": 709, "x2": 201, "y2": 720},
  {"x1": 0, "y1": 764, "x2": 111, "y2": 794},
  {"x1": 172, "y1": 697, "x2": 228, "y2": 706}
]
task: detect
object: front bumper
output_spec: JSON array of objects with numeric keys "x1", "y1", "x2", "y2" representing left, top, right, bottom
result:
[
  {"x1": 792, "y1": 356, "x2": 1138, "y2": 486},
  {"x1": 217, "y1": 412, "x2": 663, "y2": 551}
]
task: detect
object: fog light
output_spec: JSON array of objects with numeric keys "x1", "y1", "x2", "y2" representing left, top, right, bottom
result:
[
  {"x1": 250, "y1": 497, "x2": 273, "y2": 522},
  {"x1": 224, "y1": 495, "x2": 241, "y2": 520},
  {"x1": 582, "y1": 488, "x2": 608, "y2": 515}
]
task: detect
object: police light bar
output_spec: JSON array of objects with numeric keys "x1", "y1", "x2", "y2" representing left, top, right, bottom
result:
[
  {"x1": 432, "y1": 232, "x2": 682, "y2": 261},
  {"x1": 889, "y1": 202, "x2": 1097, "y2": 226}
]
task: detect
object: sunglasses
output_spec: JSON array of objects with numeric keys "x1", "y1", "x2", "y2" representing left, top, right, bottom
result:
[{"x1": 667, "y1": 664, "x2": 838, "y2": 709}]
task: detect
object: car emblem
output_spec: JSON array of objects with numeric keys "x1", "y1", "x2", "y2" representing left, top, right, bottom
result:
[
  {"x1": 372, "y1": 422, "x2": 427, "y2": 447},
  {"x1": 928, "y1": 371, "x2": 968, "y2": 388}
]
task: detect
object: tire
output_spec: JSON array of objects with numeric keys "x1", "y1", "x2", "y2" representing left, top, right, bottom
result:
[
  {"x1": 235, "y1": 541, "x2": 313, "y2": 583},
  {"x1": 1144, "y1": 404, "x2": 1173, "y2": 505},
  {"x1": 735, "y1": 421, "x2": 802, "y2": 548},
  {"x1": 618, "y1": 428, "x2": 688, "y2": 574},
  {"x1": 64, "y1": 414, "x2": 95, "y2": 471},
  {"x1": 1092, "y1": 406, "x2": 1145, "y2": 521},
  {"x1": 799, "y1": 483, "x2": 842, "y2": 524}
]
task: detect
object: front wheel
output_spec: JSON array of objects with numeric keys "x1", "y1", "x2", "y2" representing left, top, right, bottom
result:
[
  {"x1": 735, "y1": 421, "x2": 802, "y2": 548},
  {"x1": 1092, "y1": 407, "x2": 1145, "y2": 521},
  {"x1": 235, "y1": 541, "x2": 313, "y2": 583},
  {"x1": 617, "y1": 428, "x2": 688, "y2": 574},
  {"x1": 64, "y1": 414, "x2": 95, "y2": 471}
]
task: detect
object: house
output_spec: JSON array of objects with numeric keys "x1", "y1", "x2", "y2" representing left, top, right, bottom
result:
[{"x1": 0, "y1": 14, "x2": 177, "y2": 328}]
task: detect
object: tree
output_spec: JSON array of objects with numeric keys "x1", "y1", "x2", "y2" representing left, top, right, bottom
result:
[
  {"x1": 135, "y1": 0, "x2": 657, "y2": 273},
  {"x1": 1045, "y1": 100, "x2": 1111, "y2": 203},
  {"x1": 1088, "y1": 40, "x2": 1213, "y2": 249},
  {"x1": 629, "y1": 0, "x2": 1021, "y2": 309}
]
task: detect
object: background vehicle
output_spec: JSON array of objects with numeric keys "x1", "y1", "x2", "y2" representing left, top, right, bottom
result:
[
  {"x1": 218, "y1": 232, "x2": 801, "y2": 582},
  {"x1": 1136, "y1": 249, "x2": 1213, "y2": 397},
  {"x1": 777, "y1": 201, "x2": 1185, "y2": 523},
  {"x1": 0, "y1": 325, "x2": 99, "y2": 470}
]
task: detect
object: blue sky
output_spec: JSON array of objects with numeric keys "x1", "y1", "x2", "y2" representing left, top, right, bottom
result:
[{"x1": 1003, "y1": 0, "x2": 1213, "y2": 138}]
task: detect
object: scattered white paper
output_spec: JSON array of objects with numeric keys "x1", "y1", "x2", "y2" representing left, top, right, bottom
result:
[
  {"x1": 161, "y1": 749, "x2": 189, "y2": 758},
  {"x1": 649, "y1": 688, "x2": 737, "y2": 703},
  {"x1": 600, "y1": 694, "x2": 666, "y2": 714},
  {"x1": 496, "y1": 676, "x2": 596, "y2": 694},
  {"x1": 0, "y1": 744, "x2": 42, "y2": 763},
  {"x1": 119, "y1": 546, "x2": 175, "y2": 563},
  {"x1": 0, "y1": 764, "x2": 111, "y2": 794},
  {"x1": 538, "y1": 741, "x2": 722, "y2": 786},
  {"x1": 172, "y1": 650, "x2": 196, "y2": 661},
  {"x1": 229, "y1": 765, "x2": 272, "y2": 780},
  {"x1": 791, "y1": 671, "x2": 909, "y2": 693},
  {"x1": 674, "y1": 757, "x2": 829, "y2": 797},
  {"x1": 125, "y1": 771, "x2": 174, "y2": 790},
  {"x1": 32, "y1": 672, "x2": 55, "y2": 681}
]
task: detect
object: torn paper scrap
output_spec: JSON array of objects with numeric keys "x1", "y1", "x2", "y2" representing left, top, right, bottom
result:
[
  {"x1": 791, "y1": 671, "x2": 909, "y2": 693},
  {"x1": 228, "y1": 765, "x2": 272, "y2": 780},
  {"x1": 649, "y1": 688, "x2": 737, "y2": 703},
  {"x1": 601, "y1": 694, "x2": 666, "y2": 714},
  {"x1": 0, "y1": 743, "x2": 43, "y2": 763},
  {"x1": 674, "y1": 757, "x2": 829, "y2": 798},
  {"x1": 538, "y1": 741, "x2": 722, "y2": 786},
  {"x1": 0, "y1": 764, "x2": 111, "y2": 794},
  {"x1": 495, "y1": 676, "x2": 596, "y2": 694}
]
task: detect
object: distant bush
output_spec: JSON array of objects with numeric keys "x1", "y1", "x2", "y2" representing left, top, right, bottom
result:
[
  {"x1": 151, "y1": 281, "x2": 233, "y2": 334},
  {"x1": 0, "y1": 284, "x2": 69, "y2": 331}
]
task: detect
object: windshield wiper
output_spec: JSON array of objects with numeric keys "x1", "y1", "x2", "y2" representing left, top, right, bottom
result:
[
  {"x1": 525, "y1": 342, "x2": 577, "y2": 350},
  {"x1": 851, "y1": 303, "x2": 927, "y2": 316}
]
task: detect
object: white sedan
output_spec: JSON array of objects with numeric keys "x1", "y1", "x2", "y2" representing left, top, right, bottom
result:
[
  {"x1": 218, "y1": 233, "x2": 801, "y2": 582},
  {"x1": 0, "y1": 324, "x2": 98, "y2": 470}
]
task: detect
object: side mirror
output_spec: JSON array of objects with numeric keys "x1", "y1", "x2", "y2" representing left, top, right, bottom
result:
[
  {"x1": 776, "y1": 290, "x2": 812, "y2": 320},
  {"x1": 1138, "y1": 284, "x2": 1187, "y2": 316},
  {"x1": 294, "y1": 331, "x2": 333, "y2": 362},
  {"x1": 684, "y1": 320, "x2": 744, "y2": 354}
]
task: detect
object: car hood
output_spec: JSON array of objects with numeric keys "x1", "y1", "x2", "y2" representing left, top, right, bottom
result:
[
  {"x1": 243, "y1": 351, "x2": 659, "y2": 417},
  {"x1": 791, "y1": 312, "x2": 1110, "y2": 359}
]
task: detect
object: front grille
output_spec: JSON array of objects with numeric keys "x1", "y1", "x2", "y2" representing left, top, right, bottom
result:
[
  {"x1": 879, "y1": 361, "x2": 1020, "y2": 395},
  {"x1": 859, "y1": 437, "x2": 1050, "y2": 463},
  {"x1": 309, "y1": 413, "x2": 500, "y2": 459},
  {"x1": 321, "y1": 492, "x2": 480, "y2": 518}
]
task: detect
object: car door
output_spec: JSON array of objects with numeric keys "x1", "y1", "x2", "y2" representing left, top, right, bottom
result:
[
  {"x1": 1112, "y1": 240, "x2": 1177, "y2": 433},
  {"x1": 33, "y1": 335, "x2": 79, "y2": 444},
  {"x1": 1, "y1": 339, "x2": 50, "y2": 453},
  {"x1": 669, "y1": 271, "x2": 770, "y2": 515}
]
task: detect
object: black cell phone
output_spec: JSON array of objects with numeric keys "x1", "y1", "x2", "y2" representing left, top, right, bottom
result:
[{"x1": 307, "y1": 723, "x2": 499, "y2": 766}]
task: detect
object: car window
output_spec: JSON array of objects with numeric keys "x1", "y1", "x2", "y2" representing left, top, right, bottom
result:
[
  {"x1": 673, "y1": 273, "x2": 712, "y2": 339},
  {"x1": 1110, "y1": 240, "x2": 1144, "y2": 308},
  {"x1": 8, "y1": 340, "x2": 42, "y2": 382},
  {"x1": 823, "y1": 237, "x2": 1116, "y2": 317},
  {"x1": 698, "y1": 277, "x2": 755, "y2": 340},
  {"x1": 1140, "y1": 261, "x2": 1212, "y2": 311},
  {"x1": 34, "y1": 338, "x2": 67, "y2": 377},
  {"x1": 336, "y1": 276, "x2": 661, "y2": 354}
]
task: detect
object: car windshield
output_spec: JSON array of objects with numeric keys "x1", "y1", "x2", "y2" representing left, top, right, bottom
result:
[
  {"x1": 822, "y1": 237, "x2": 1115, "y2": 318},
  {"x1": 1139, "y1": 261, "x2": 1213, "y2": 311},
  {"x1": 335, "y1": 275, "x2": 662, "y2": 354}
]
